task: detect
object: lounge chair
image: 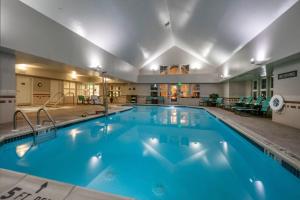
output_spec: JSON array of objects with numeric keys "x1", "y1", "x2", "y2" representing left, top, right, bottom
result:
[
  {"x1": 232, "y1": 96, "x2": 253, "y2": 110},
  {"x1": 225, "y1": 96, "x2": 244, "y2": 110},
  {"x1": 216, "y1": 97, "x2": 224, "y2": 108},
  {"x1": 234, "y1": 96, "x2": 264, "y2": 114},
  {"x1": 90, "y1": 95, "x2": 101, "y2": 105},
  {"x1": 260, "y1": 97, "x2": 272, "y2": 117},
  {"x1": 234, "y1": 97, "x2": 271, "y2": 116}
]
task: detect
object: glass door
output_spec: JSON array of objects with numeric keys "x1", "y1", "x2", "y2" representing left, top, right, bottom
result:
[{"x1": 170, "y1": 84, "x2": 178, "y2": 102}]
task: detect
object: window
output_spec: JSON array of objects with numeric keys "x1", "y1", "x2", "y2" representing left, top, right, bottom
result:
[
  {"x1": 159, "y1": 84, "x2": 168, "y2": 97},
  {"x1": 252, "y1": 80, "x2": 258, "y2": 99},
  {"x1": 261, "y1": 79, "x2": 267, "y2": 89},
  {"x1": 169, "y1": 65, "x2": 180, "y2": 74},
  {"x1": 64, "y1": 81, "x2": 76, "y2": 96},
  {"x1": 77, "y1": 83, "x2": 99, "y2": 97},
  {"x1": 181, "y1": 65, "x2": 189, "y2": 74},
  {"x1": 261, "y1": 91, "x2": 267, "y2": 98},
  {"x1": 160, "y1": 66, "x2": 168, "y2": 75},
  {"x1": 253, "y1": 91, "x2": 257, "y2": 99},
  {"x1": 191, "y1": 84, "x2": 200, "y2": 98},
  {"x1": 180, "y1": 84, "x2": 190, "y2": 97},
  {"x1": 253, "y1": 80, "x2": 258, "y2": 90}
]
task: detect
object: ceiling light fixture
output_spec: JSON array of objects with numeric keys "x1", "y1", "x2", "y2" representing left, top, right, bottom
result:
[
  {"x1": 16, "y1": 64, "x2": 28, "y2": 71},
  {"x1": 71, "y1": 71, "x2": 77, "y2": 80},
  {"x1": 250, "y1": 58, "x2": 271, "y2": 65},
  {"x1": 150, "y1": 65, "x2": 159, "y2": 71}
]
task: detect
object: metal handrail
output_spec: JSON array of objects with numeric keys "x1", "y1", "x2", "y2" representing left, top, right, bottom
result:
[
  {"x1": 42, "y1": 92, "x2": 64, "y2": 107},
  {"x1": 37, "y1": 108, "x2": 56, "y2": 129},
  {"x1": 54, "y1": 92, "x2": 75, "y2": 106},
  {"x1": 13, "y1": 110, "x2": 36, "y2": 132}
]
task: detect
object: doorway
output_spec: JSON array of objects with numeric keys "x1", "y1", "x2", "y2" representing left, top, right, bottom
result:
[
  {"x1": 16, "y1": 76, "x2": 32, "y2": 105},
  {"x1": 170, "y1": 85, "x2": 178, "y2": 102}
]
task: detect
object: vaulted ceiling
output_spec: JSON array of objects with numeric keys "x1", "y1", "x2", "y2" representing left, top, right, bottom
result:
[{"x1": 20, "y1": 0, "x2": 297, "y2": 71}]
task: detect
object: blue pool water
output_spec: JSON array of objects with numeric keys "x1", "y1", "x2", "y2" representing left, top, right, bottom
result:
[{"x1": 0, "y1": 106, "x2": 299, "y2": 200}]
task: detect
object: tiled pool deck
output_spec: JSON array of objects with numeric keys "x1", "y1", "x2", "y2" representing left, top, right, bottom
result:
[
  {"x1": 0, "y1": 169, "x2": 133, "y2": 200},
  {"x1": 0, "y1": 105, "x2": 300, "y2": 199},
  {"x1": 206, "y1": 107, "x2": 300, "y2": 157}
]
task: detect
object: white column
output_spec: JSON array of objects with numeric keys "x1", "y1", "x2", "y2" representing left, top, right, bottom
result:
[{"x1": 0, "y1": 51, "x2": 16, "y2": 124}]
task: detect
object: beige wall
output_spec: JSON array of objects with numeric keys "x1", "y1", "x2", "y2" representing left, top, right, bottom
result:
[{"x1": 272, "y1": 60, "x2": 300, "y2": 129}]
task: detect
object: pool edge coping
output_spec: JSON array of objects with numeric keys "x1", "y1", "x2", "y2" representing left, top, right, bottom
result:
[{"x1": 0, "y1": 168, "x2": 134, "y2": 200}]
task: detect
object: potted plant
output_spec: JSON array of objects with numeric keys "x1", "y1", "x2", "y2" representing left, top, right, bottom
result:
[{"x1": 208, "y1": 93, "x2": 219, "y2": 106}]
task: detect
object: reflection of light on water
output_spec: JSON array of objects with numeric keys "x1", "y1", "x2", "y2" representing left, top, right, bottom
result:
[
  {"x1": 16, "y1": 143, "x2": 31, "y2": 158},
  {"x1": 70, "y1": 128, "x2": 81, "y2": 140},
  {"x1": 254, "y1": 180, "x2": 265, "y2": 198},
  {"x1": 149, "y1": 137, "x2": 159, "y2": 145},
  {"x1": 152, "y1": 183, "x2": 165, "y2": 196},
  {"x1": 107, "y1": 125, "x2": 113, "y2": 133},
  {"x1": 190, "y1": 142, "x2": 201, "y2": 149},
  {"x1": 171, "y1": 115, "x2": 177, "y2": 124},
  {"x1": 220, "y1": 141, "x2": 228, "y2": 153},
  {"x1": 142, "y1": 142, "x2": 173, "y2": 169},
  {"x1": 89, "y1": 153, "x2": 102, "y2": 169}
]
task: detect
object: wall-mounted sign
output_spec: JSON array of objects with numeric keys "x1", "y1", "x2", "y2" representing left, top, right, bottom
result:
[{"x1": 278, "y1": 70, "x2": 297, "y2": 80}]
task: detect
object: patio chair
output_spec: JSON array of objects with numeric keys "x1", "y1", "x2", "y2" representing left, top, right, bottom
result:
[
  {"x1": 216, "y1": 97, "x2": 224, "y2": 108},
  {"x1": 234, "y1": 96, "x2": 264, "y2": 114}
]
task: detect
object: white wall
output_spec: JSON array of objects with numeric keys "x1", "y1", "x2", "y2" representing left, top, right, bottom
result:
[
  {"x1": 229, "y1": 81, "x2": 247, "y2": 97},
  {"x1": 272, "y1": 61, "x2": 300, "y2": 129},
  {"x1": 200, "y1": 84, "x2": 223, "y2": 97},
  {"x1": 219, "y1": 2, "x2": 300, "y2": 81},
  {"x1": 138, "y1": 74, "x2": 219, "y2": 83},
  {"x1": 0, "y1": 0, "x2": 138, "y2": 82}
]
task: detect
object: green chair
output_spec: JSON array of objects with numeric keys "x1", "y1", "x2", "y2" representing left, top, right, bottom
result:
[
  {"x1": 234, "y1": 96, "x2": 263, "y2": 114},
  {"x1": 232, "y1": 96, "x2": 253, "y2": 110},
  {"x1": 234, "y1": 96, "x2": 245, "y2": 107},
  {"x1": 146, "y1": 96, "x2": 152, "y2": 104},
  {"x1": 260, "y1": 97, "x2": 272, "y2": 116},
  {"x1": 216, "y1": 97, "x2": 224, "y2": 108}
]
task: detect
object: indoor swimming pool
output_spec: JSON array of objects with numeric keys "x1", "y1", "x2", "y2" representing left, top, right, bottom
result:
[{"x1": 0, "y1": 106, "x2": 299, "y2": 200}]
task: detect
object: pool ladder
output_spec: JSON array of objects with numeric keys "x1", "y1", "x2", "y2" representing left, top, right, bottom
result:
[
  {"x1": 36, "y1": 108, "x2": 57, "y2": 144},
  {"x1": 13, "y1": 108, "x2": 57, "y2": 145}
]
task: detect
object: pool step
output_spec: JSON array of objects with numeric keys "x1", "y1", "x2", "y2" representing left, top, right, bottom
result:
[{"x1": 35, "y1": 127, "x2": 57, "y2": 144}]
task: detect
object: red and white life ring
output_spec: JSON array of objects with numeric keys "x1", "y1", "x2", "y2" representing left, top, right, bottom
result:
[{"x1": 270, "y1": 95, "x2": 284, "y2": 112}]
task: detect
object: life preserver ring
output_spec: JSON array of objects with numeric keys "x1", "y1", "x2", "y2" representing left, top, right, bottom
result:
[{"x1": 270, "y1": 95, "x2": 284, "y2": 112}]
